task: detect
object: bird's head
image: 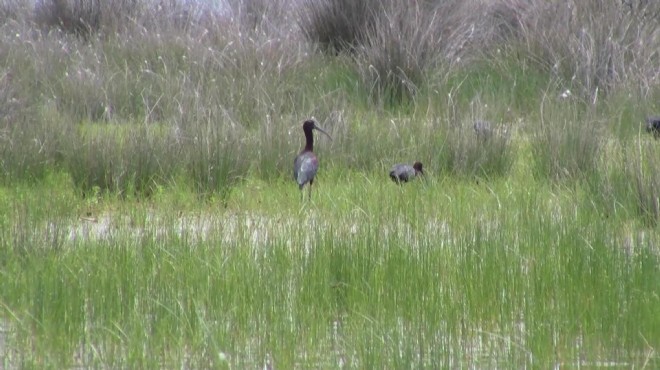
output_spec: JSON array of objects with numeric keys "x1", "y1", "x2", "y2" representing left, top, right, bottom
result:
[
  {"x1": 413, "y1": 161, "x2": 424, "y2": 175},
  {"x1": 303, "y1": 119, "x2": 332, "y2": 140}
]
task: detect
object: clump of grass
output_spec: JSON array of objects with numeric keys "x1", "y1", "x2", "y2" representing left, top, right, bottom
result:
[
  {"x1": 530, "y1": 97, "x2": 604, "y2": 182},
  {"x1": 183, "y1": 120, "x2": 250, "y2": 199},
  {"x1": 519, "y1": 0, "x2": 660, "y2": 100},
  {"x1": 477, "y1": 0, "x2": 529, "y2": 45},
  {"x1": 33, "y1": 0, "x2": 139, "y2": 38},
  {"x1": 435, "y1": 119, "x2": 514, "y2": 179},
  {"x1": 352, "y1": 0, "x2": 469, "y2": 106},
  {"x1": 31, "y1": 0, "x2": 214, "y2": 38},
  {"x1": 301, "y1": 0, "x2": 473, "y2": 106},
  {"x1": 64, "y1": 124, "x2": 180, "y2": 197},
  {"x1": 628, "y1": 141, "x2": 660, "y2": 226},
  {"x1": 425, "y1": 91, "x2": 516, "y2": 179},
  {"x1": 298, "y1": 0, "x2": 376, "y2": 54},
  {"x1": 0, "y1": 0, "x2": 30, "y2": 20},
  {"x1": 0, "y1": 104, "x2": 71, "y2": 184}
]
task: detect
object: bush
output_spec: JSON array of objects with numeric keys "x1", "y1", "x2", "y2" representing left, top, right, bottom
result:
[
  {"x1": 301, "y1": 0, "x2": 467, "y2": 104},
  {"x1": 183, "y1": 120, "x2": 250, "y2": 198},
  {"x1": 64, "y1": 124, "x2": 180, "y2": 196},
  {"x1": 299, "y1": 0, "x2": 377, "y2": 54},
  {"x1": 530, "y1": 99, "x2": 604, "y2": 182},
  {"x1": 32, "y1": 0, "x2": 218, "y2": 37},
  {"x1": 33, "y1": 0, "x2": 134, "y2": 37},
  {"x1": 0, "y1": 104, "x2": 71, "y2": 184},
  {"x1": 520, "y1": 0, "x2": 660, "y2": 99},
  {"x1": 435, "y1": 119, "x2": 514, "y2": 179}
]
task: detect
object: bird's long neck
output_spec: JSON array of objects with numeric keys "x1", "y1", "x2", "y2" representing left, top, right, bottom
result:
[{"x1": 303, "y1": 128, "x2": 314, "y2": 152}]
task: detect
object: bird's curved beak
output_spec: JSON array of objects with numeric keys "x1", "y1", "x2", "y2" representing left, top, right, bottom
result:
[{"x1": 314, "y1": 124, "x2": 332, "y2": 141}]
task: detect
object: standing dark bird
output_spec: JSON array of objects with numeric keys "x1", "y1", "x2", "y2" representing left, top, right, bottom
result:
[
  {"x1": 390, "y1": 162, "x2": 424, "y2": 184},
  {"x1": 646, "y1": 116, "x2": 660, "y2": 139},
  {"x1": 294, "y1": 119, "x2": 332, "y2": 200}
]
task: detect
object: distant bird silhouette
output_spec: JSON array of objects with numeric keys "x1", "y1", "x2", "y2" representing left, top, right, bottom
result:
[
  {"x1": 294, "y1": 119, "x2": 332, "y2": 200},
  {"x1": 473, "y1": 120, "x2": 493, "y2": 139},
  {"x1": 646, "y1": 116, "x2": 660, "y2": 139},
  {"x1": 390, "y1": 162, "x2": 424, "y2": 184}
]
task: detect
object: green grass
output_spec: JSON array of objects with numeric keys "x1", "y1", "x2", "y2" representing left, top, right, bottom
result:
[{"x1": 0, "y1": 168, "x2": 658, "y2": 368}]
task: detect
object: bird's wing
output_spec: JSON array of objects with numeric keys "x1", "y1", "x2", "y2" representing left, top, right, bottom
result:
[
  {"x1": 404, "y1": 166, "x2": 416, "y2": 179},
  {"x1": 293, "y1": 156, "x2": 302, "y2": 181},
  {"x1": 391, "y1": 164, "x2": 413, "y2": 181},
  {"x1": 295, "y1": 153, "x2": 319, "y2": 186},
  {"x1": 390, "y1": 164, "x2": 403, "y2": 174}
]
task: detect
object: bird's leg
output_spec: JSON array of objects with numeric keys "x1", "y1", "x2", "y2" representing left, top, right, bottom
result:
[{"x1": 308, "y1": 182, "x2": 313, "y2": 200}]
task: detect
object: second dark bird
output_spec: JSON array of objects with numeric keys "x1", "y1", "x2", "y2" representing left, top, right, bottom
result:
[
  {"x1": 390, "y1": 162, "x2": 424, "y2": 184},
  {"x1": 294, "y1": 119, "x2": 332, "y2": 200},
  {"x1": 646, "y1": 116, "x2": 660, "y2": 139}
]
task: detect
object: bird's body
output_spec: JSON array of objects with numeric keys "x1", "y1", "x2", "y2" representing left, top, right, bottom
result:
[
  {"x1": 646, "y1": 116, "x2": 660, "y2": 139},
  {"x1": 294, "y1": 151, "x2": 318, "y2": 190},
  {"x1": 293, "y1": 119, "x2": 331, "y2": 200},
  {"x1": 390, "y1": 162, "x2": 424, "y2": 184}
]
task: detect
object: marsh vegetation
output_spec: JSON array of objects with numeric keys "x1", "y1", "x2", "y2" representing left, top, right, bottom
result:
[{"x1": 0, "y1": 0, "x2": 659, "y2": 368}]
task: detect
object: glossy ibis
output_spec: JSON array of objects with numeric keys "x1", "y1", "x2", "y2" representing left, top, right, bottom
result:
[
  {"x1": 646, "y1": 116, "x2": 660, "y2": 139},
  {"x1": 390, "y1": 162, "x2": 424, "y2": 184},
  {"x1": 294, "y1": 119, "x2": 332, "y2": 200}
]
